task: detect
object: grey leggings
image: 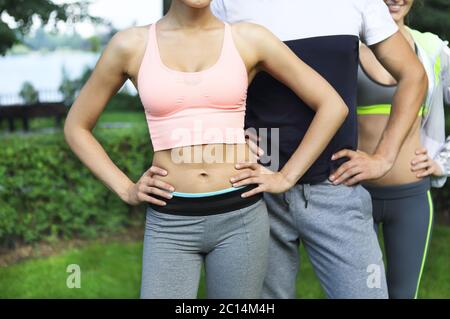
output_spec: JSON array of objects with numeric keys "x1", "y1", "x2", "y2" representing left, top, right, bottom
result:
[
  {"x1": 364, "y1": 177, "x2": 434, "y2": 299},
  {"x1": 140, "y1": 199, "x2": 270, "y2": 299}
]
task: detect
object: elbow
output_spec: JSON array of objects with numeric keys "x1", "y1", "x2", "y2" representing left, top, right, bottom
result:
[
  {"x1": 341, "y1": 102, "x2": 350, "y2": 118},
  {"x1": 405, "y1": 63, "x2": 428, "y2": 96},
  {"x1": 337, "y1": 100, "x2": 349, "y2": 123},
  {"x1": 63, "y1": 118, "x2": 86, "y2": 147},
  {"x1": 317, "y1": 99, "x2": 348, "y2": 126},
  {"x1": 63, "y1": 121, "x2": 75, "y2": 146},
  {"x1": 63, "y1": 114, "x2": 75, "y2": 142},
  {"x1": 317, "y1": 98, "x2": 349, "y2": 125}
]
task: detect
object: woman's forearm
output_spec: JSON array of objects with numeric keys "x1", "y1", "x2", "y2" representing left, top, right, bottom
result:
[
  {"x1": 64, "y1": 125, "x2": 134, "y2": 202},
  {"x1": 280, "y1": 101, "x2": 348, "y2": 184}
]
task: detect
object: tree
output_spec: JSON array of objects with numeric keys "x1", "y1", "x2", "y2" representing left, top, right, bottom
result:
[
  {"x1": 19, "y1": 82, "x2": 39, "y2": 104},
  {"x1": 59, "y1": 66, "x2": 92, "y2": 106},
  {"x1": 88, "y1": 35, "x2": 101, "y2": 53},
  {"x1": 0, "y1": 0, "x2": 94, "y2": 55},
  {"x1": 409, "y1": 0, "x2": 450, "y2": 40}
]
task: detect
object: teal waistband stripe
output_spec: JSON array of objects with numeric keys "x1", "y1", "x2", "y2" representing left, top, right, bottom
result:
[{"x1": 171, "y1": 186, "x2": 246, "y2": 198}]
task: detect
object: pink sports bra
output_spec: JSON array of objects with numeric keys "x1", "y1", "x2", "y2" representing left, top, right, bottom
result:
[{"x1": 137, "y1": 22, "x2": 248, "y2": 152}]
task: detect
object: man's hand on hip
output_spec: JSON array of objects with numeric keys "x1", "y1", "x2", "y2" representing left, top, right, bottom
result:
[{"x1": 329, "y1": 150, "x2": 393, "y2": 186}]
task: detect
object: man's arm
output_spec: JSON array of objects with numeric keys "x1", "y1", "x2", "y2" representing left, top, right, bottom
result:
[{"x1": 330, "y1": 31, "x2": 428, "y2": 185}]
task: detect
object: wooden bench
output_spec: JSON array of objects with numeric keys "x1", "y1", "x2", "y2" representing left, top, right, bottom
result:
[{"x1": 0, "y1": 102, "x2": 68, "y2": 132}]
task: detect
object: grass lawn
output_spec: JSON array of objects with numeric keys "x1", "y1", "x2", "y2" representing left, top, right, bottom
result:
[{"x1": 1, "y1": 226, "x2": 449, "y2": 299}]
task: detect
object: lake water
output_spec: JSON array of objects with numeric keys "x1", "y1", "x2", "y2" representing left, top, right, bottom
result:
[{"x1": 0, "y1": 51, "x2": 136, "y2": 105}]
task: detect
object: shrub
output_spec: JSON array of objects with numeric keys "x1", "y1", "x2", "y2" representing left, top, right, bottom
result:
[
  {"x1": 0, "y1": 126, "x2": 152, "y2": 248},
  {"x1": 19, "y1": 82, "x2": 39, "y2": 104}
]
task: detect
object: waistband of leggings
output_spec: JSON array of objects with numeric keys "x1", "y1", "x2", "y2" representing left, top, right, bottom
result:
[
  {"x1": 147, "y1": 184, "x2": 263, "y2": 216},
  {"x1": 363, "y1": 177, "x2": 431, "y2": 200}
]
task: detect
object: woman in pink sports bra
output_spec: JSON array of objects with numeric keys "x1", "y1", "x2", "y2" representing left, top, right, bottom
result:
[{"x1": 64, "y1": 0, "x2": 348, "y2": 299}]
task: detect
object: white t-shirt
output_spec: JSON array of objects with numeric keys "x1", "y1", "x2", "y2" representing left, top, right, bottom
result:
[{"x1": 211, "y1": 0, "x2": 398, "y2": 45}]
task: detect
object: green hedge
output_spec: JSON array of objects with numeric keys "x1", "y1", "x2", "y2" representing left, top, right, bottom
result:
[
  {"x1": 105, "y1": 92, "x2": 143, "y2": 113},
  {"x1": 0, "y1": 126, "x2": 152, "y2": 248}
]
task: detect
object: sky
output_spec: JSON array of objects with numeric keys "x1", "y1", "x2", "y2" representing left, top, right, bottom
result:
[{"x1": 53, "y1": 0, "x2": 163, "y2": 37}]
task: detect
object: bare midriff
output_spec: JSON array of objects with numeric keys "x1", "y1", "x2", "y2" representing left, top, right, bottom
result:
[
  {"x1": 152, "y1": 143, "x2": 253, "y2": 193},
  {"x1": 358, "y1": 115, "x2": 423, "y2": 187}
]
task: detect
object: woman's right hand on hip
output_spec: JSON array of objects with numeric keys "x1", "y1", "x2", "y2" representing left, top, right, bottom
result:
[{"x1": 125, "y1": 166, "x2": 175, "y2": 206}]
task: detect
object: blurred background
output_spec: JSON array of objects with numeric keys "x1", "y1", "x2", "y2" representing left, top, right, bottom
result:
[{"x1": 0, "y1": 0, "x2": 449, "y2": 299}]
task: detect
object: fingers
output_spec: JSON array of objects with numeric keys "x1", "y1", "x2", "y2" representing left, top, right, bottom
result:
[
  {"x1": 140, "y1": 184, "x2": 173, "y2": 200},
  {"x1": 232, "y1": 176, "x2": 261, "y2": 188},
  {"x1": 343, "y1": 173, "x2": 365, "y2": 186},
  {"x1": 245, "y1": 130, "x2": 261, "y2": 143},
  {"x1": 331, "y1": 165, "x2": 363, "y2": 185},
  {"x1": 137, "y1": 192, "x2": 167, "y2": 206},
  {"x1": 329, "y1": 161, "x2": 358, "y2": 184},
  {"x1": 331, "y1": 149, "x2": 356, "y2": 161},
  {"x1": 148, "y1": 179, "x2": 175, "y2": 192},
  {"x1": 136, "y1": 167, "x2": 174, "y2": 206},
  {"x1": 411, "y1": 155, "x2": 428, "y2": 165},
  {"x1": 142, "y1": 167, "x2": 174, "y2": 192},
  {"x1": 244, "y1": 130, "x2": 264, "y2": 157},
  {"x1": 145, "y1": 166, "x2": 168, "y2": 177},
  {"x1": 241, "y1": 185, "x2": 264, "y2": 198},
  {"x1": 246, "y1": 138, "x2": 264, "y2": 158},
  {"x1": 411, "y1": 161, "x2": 430, "y2": 172},
  {"x1": 235, "y1": 162, "x2": 259, "y2": 170},
  {"x1": 230, "y1": 169, "x2": 254, "y2": 184},
  {"x1": 416, "y1": 166, "x2": 435, "y2": 178},
  {"x1": 415, "y1": 147, "x2": 428, "y2": 155}
]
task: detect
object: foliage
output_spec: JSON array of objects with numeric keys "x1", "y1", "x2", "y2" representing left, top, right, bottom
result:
[
  {"x1": 0, "y1": 0, "x2": 96, "y2": 55},
  {"x1": 58, "y1": 66, "x2": 143, "y2": 112},
  {"x1": 88, "y1": 35, "x2": 101, "y2": 53},
  {"x1": 24, "y1": 27, "x2": 85, "y2": 51},
  {"x1": 58, "y1": 66, "x2": 92, "y2": 106},
  {"x1": 0, "y1": 126, "x2": 153, "y2": 248},
  {"x1": 20, "y1": 25, "x2": 116, "y2": 53},
  {"x1": 19, "y1": 81, "x2": 39, "y2": 104},
  {"x1": 409, "y1": 0, "x2": 450, "y2": 41}
]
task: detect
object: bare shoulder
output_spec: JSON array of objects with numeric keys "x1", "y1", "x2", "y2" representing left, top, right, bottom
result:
[
  {"x1": 230, "y1": 21, "x2": 278, "y2": 45},
  {"x1": 106, "y1": 25, "x2": 149, "y2": 59}
]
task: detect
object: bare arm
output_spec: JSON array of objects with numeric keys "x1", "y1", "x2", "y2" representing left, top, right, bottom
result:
[
  {"x1": 331, "y1": 31, "x2": 428, "y2": 185},
  {"x1": 64, "y1": 28, "x2": 174, "y2": 205},
  {"x1": 231, "y1": 23, "x2": 349, "y2": 195},
  {"x1": 371, "y1": 32, "x2": 428, "y2": 163}
]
